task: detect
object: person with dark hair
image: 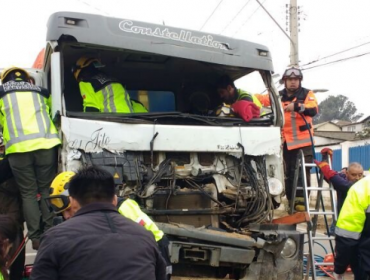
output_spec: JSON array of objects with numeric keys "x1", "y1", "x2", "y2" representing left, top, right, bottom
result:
[
  {"x1": 215, "y1": 75, "x2": 262, "y2": 122},
  {"x1": 31, "y1": 166, "x2": 167, "y2": 280},
  {"x1": 45, "y1": 171, "x2": 172, "y2": 278},
  {"x1": 0, "y1": 215, "x2": 19, "y2": 280}
]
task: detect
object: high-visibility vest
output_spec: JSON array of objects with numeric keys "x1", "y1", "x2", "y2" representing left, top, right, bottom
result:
[
  {"x1": 335, "y1": 176, "x2": 370, "y2": 240},
  {"x1": 237, "y1": 89, "x2": 263, "y2": 112},
  {"x1": 118, "y1": 198, "x2": 164, "y2": 241},
  {"x1": 255, "y1": 88, "x2": 318, "y2": 150},
  {"x1": 0, "y1": 81, "x2": 61, "y2": 155},
  {"x1": 131, "y1": 99, "x2": 148, "y2": 113},
  {"x1": 79, "y1": 73, "x2": 133, "y2": 113},
  {"x1": 280, "y1": 88, "x2": 318, "y2": 150}
]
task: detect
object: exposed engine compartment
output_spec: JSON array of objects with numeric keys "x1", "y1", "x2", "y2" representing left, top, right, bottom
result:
[{"x1": 81, "y1": 150, "x2": 275, "y2": 230}]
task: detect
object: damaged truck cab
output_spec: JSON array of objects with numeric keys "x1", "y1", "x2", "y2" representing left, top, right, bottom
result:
[{"x1": 39, "y1": 11, "x2": 303, "y2": 279}]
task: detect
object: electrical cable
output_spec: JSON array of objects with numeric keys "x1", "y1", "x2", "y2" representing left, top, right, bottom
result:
[
  {"x1": 219, "y1": 0, "x2": 252, "y2": 34},
  {"x1": 232, "y1": 0, "x2": 267, "y2": 37},
  {"x1": 302, "y1": 50, "x2": 370, "y2": 71},
  {"x1": 199, "y1": 0, "x2": 224, "y2": 31},
  {"x1": 301, "y1": 41, "x2": 370, "y2": 67}
]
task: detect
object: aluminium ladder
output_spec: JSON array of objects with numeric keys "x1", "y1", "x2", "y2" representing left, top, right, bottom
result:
[{"x1": 290, "y1": 149, "x2": 338, "y2": 280}]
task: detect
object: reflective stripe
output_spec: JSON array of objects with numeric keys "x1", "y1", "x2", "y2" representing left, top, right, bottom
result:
[
  {"x1": 335, "y1": 227, "x2": 361, "y2": 240},
  {"x1": 32, "y1": 93, "x2": 47, "y2": 133},
  {"x1": 107, "y1": 84, "x2": 117, "y2": 112},
  {"x1": 4, "y1": 91, "x2": 59, "y2": 148},
  {"x1": 290, "y1": 112, "x2": 298, "y2": 140},
  {"x1": 124, "y1": 88, "x2": 133, "y2": 113},
  {"x1": 286, "y1": 110, "x2": 311, "y2": 148},
  {"x1": 286, "y1": 137, "x2": 312, "y2": 148},
  {"x1": 367, "y1": 205, "x2": 370, "y2": 213},
  {"x1": 2, "y1": 95, "x2": 16, "y2": 139},
  {"x1": 102, "y1": 87, "x2": 109, "y2": 112}
]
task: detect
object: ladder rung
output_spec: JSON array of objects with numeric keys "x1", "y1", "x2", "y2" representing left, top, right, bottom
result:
[
  {"x1": 311, "y1": 236, "x2": 335, "y2": 240},
  {"x1": 315, "y1": 262, "x2": 334, "y2": 266},
  {"x1": 296, "y1": 187, "x2": 334, "y2": 191},
  {"x1": 306, "y1": 187, "x2": 333, "y2": 191},
  {"x1": 309, "y1": 211, "x2": 335, "y2": 215},
  {"x1": 303, "y1": 163, "x2": 316, "y2": 167}
]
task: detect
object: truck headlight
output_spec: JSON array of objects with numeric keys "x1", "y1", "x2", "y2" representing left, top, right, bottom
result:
[
  {"x1": 268, "y1": 178, "x2": 283, "y2": 196},
  {"x1": 281, "y1": 238, "x2": 297, "y2": 258}
]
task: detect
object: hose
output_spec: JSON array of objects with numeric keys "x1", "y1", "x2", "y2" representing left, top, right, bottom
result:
[{"x1": 302, "y1": 241, "x2": 335, "y2": 279}]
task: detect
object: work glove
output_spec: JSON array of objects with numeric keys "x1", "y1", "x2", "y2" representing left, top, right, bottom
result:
[
  {"x1": 321, "y1": 147, "x2": 333, "y2": 162},
  {"x1": 333, "y1": 272, "x2": 344, "y2": 280},
  {"x1": 231, "y1": 100, "x2": 260, "y2": 122},
  {"x1": 314, "y1": 160, "x2": 337, "y2": 181}
]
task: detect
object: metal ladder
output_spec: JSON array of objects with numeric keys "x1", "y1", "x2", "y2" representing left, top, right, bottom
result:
[{"x1": 290, "y1": 149, "x2": 338, "y2": 280}]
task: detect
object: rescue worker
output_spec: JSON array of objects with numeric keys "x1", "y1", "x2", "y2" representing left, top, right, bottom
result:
[
  {"x1": 334, "y1": 176, "x2": 370, "y2": 280},
  {"x1": 72, "y1": 56, "x2": 134, "y2": 113},
  {"x1": 0, "y1": 67, "x2": 60, "y2": 250},
  {"x1": 0, "y1": 138, "x2": 25, "y2": 280},
  {"x1": 31, "y1": 166, "x2": 166, "y2": 280},
  {"x1": 255, "y1": 67, "x2": 318, "y2": 211},
  {"x1": 131, "y1": 99, "x2": 148, "y2": 113},
  {"x1": 45, "y1": 171, "x2": 172, "y2": 278},
  {"x1": 314, "y1": 149, "x2": 364, "y2": 214},
  {"x1": 215, "y1": 75, "x2": 262, "y2": 122}
]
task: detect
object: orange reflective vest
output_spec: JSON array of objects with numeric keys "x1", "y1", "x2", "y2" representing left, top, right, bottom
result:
[{"x1": 255, "y1": 88, "x2": 318, "y2": 150}]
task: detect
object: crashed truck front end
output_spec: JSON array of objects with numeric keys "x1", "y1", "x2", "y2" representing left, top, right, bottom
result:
[{"x1": 61, "y1": 116, "x2": 303, "y2": 280}]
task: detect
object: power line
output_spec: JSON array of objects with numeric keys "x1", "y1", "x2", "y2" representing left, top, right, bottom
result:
[
  {"x1": 199, "y1": 0, "x2": 225, "y2": 31},
  {"x1": 219, "y1": 0, "x2": 252, "y2": 34},
  {"x1": 76, "y1": 0, "x2": 110, "y2": 15},
  {"x1": 254, "y1": 0, "x2": 297, "y2": 58},
  {"x1": 301, "y1": 41, "x2": 370, "y2": 67},
  {"x1": 302, "y1": 50, "x2": 370, "y2": 71},
  {"x1": 232, "y1": 0, "x2": 267, "y2": 37}
]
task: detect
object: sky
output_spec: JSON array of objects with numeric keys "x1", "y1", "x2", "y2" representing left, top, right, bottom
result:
[{"x1": 1, "y1": 0, "x2": 369, "y2": 116}]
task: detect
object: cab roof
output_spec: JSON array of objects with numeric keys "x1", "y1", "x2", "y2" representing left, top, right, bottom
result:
[{"x1": 46, "y1": 11, "x2": 274, "y2": 71}]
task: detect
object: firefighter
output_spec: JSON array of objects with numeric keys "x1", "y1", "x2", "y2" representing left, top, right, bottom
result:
[
  {"x1": 72, "y1": 56, "x2": 134, "y2": 113},
  {"x1": 255, "y1": 67, "x2": 318, "y2": 211},
  {"x1": 45, "y1": 171, "x2": 172, "y2": 278},
  {"x1": 131, "y1": 99, "x2": 148, "y2": 113},
  {"x1": 215, "y1": 75, "x2": 262, "y2": 122},
  {"x1": 334, "y1": 176, "x2": 370, "y2": 280},
  {"x1": 0, "y1": 67, "x2": 60, "y2": 250}
]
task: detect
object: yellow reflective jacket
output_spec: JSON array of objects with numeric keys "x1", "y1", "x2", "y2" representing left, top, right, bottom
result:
[
  {"x1": 79, "y1": 73, "x2": 133, "y2": 113},
  {"x1": 118, "y1": 198, "x2": 164, "y2": 241},
  {"x1": 336, "y1": 176, "x2": 370, "y2": 240},
  {"x1": 0, "y1": 81, "x2": 61, "y2": 155},
  {"x1": 131, "y1": 99, "x2": 148, "y2": 113}
]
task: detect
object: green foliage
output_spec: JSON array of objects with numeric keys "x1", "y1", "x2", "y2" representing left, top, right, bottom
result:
[{"x1": 313, "y1": 95, "x2": 363, "y2": 124}]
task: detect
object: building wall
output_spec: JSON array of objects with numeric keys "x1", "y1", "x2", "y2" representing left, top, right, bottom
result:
[
  {"x1": 341, "y1": 123, "x2": 364, "y2": 132},
  {"x1": 315, "y1": 123, "x2": 341, "y2": 132}
]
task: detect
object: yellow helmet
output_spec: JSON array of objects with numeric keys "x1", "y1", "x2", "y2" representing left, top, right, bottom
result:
[
  {"x1": 45, "y1": 171, "x2": 76, "y2": 214},
  {"x1": 1, "y1": 66, "x2": 30, "y2": 83},
  {"x1": 72, "y1": 56, "x2": 102, "y2": 80}
]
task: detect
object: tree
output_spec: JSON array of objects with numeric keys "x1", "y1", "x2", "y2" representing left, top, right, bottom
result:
[{"x1": 313, "y1": 95, "x2": 363, "y2": 124}]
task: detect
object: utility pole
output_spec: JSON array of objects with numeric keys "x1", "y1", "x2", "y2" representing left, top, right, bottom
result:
[{"x1": 289, "y1": 0, "x2": 299, "y2": 66}]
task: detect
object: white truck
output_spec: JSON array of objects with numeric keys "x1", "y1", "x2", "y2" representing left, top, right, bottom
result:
[{"x1": 30, "y1": 11, "x2": 303, "y2": 280}]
